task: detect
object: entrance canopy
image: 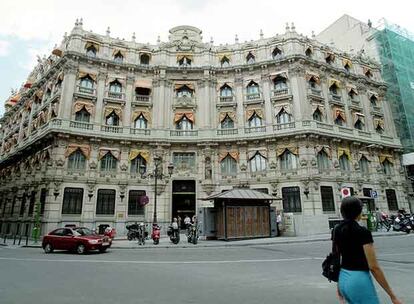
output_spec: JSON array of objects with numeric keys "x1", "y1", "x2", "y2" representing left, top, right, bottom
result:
[{"x1": 202, "y1": 188, "x2": 277, "y2": 203}]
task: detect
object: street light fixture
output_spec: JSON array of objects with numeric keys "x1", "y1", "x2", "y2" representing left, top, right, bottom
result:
[{"x1": 140, "y1": 156, "x2": 174, "y2": 225}]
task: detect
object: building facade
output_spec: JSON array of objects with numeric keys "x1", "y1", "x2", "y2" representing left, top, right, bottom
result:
[{"x1": 0, "y1": 20, "x2": 408, "y2": 237}]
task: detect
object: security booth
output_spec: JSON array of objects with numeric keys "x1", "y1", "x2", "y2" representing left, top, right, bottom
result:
[
  {"x1": 202, "y1": 188, "x2": 277, "y2": 240},
  {"x1": 358, "y1": 196, "x2": 376, "y2": 231}
]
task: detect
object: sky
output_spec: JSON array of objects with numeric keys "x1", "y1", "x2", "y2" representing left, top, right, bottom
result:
[{"x1": 0, "y1": 0, "x2": 412, "y2": 116}]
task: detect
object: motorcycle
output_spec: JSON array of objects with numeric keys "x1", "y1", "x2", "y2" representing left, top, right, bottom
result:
[
  {"x1": 126, "y1": 224, "x2": 139, "y2": 241},
  {"x1": 167, "y1": 225, "x2": 180, "y2": 244},
  {"x1": 391, "y1": 214, "x2": 411, "y2": 234},
  {"x1": 186, "y1": 223, "x2": 199, "y2": 245},
  {"x1": 151, "y1": 224, "x2": 161, "y2": 245}
]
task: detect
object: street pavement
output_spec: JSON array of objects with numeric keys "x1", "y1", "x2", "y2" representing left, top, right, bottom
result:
[{"x1": 0, "y1": 234, "x2": 413, "y2": 304}]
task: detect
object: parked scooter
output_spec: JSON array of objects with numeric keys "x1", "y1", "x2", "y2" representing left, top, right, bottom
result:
[
  {"x1": 151, "y1": 224, "x2": 161, "y2": 245},
  {"x1": 391, "y1": 214, "x2": 411, "y2": 234},
  {"x1": 126, "y1": 224, "x2": 139, "y2": 241},
  {"x1": 187, "y1": 223, "x2": 198, "y2": 245}
]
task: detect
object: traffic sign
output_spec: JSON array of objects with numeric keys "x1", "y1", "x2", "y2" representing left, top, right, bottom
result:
[
  {"x1": 371, "y1": 190, "x2": 378, "y2": 199},
  {"x1": 341, "y1": 188, "x2": 351, "y2": 199}
]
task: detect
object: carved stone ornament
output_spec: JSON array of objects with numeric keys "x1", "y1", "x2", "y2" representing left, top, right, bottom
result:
[
  {"x1": 120, "y1": 163, "x2": 128, "y2": 171},
  {"x1": 300, "y1": 158, "x2": 308, "y2": 167},
  {"x1": 333, "y1": 160, "x2": 339, "y2": 168},
  {"x1": 240, "y1": 163, "x2": 247, "y2": 172},
  {"x1": 310, "y1": 158, "x2": 317, "y2": 167},
  {"x1": 56, "y1": 159, "x2": 64, "y2": 167},
  {"x1": 89, "y1": 161, "x2": 97, "y2": 170}
]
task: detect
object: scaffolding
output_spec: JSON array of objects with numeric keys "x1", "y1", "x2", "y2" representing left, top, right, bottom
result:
[{"x1": 374, "y1": 20, "x2": 414, "y2": 152}]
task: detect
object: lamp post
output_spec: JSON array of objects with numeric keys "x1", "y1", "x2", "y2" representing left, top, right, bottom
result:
[{"x1": 140, "y1": 156, "x2": 174, "y2": 225}]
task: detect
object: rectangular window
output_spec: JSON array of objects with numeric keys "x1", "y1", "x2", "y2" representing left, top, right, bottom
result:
[
  {"x1": 10, "y1": 196, "x2": 16, "y2": 216},
  {"x1": 363, "y1": 188, "x2": 372, "y2": 198},
  {"x1": 321, "y1": 186, "x2": 335, "y2": 212},
  {"x1": 282, "y1": 187, "x2": 302, "y2": 213},
  {"x1": 173, "y1": 153, "x2": 196, "y2": 170},
  {"x1": 28, "y1": 191, "x2": 36, "y2": 216},
  {"x1": 62, "y1": 188, "x2": 84, "y2": 215},
  {"x1": 96, "y1": 189, "x2": 116, "y2": 215},
  {"x1": 19, "y1": 194, "x2": 26, "y2": 216},
  {"x1": 385, "y1": 189, "x2": 398, "y2": 211},
  {"x1": 128, "y1": 190, "x2": 146, "y2": 216},
  {"x1": 40, "y1": 188, "x2": 47, "y2": 215}
]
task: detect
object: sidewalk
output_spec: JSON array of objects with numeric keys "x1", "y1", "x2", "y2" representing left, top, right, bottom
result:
[{"x1": 1, "y1": 231, "x2": 409, "y2": 250}]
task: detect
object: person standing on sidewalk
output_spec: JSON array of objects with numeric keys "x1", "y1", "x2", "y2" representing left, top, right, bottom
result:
[
  {"x1": 334, "y1": 197, "x2": 402, "y2": 304},
  {"x1": 276, "y1": 211, "x2": 282, "y2": 237}
]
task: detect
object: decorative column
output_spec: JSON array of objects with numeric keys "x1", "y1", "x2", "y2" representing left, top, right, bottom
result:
[{"x1": 60, "y1": 61, "x2": 78, "y2": 120}]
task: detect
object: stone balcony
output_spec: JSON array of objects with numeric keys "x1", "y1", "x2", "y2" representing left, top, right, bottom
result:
[
  {"x1": 270, "y1": 88, "x2": 293, "y2": 103},
  {"x1": 76, "y1": 85, "x2": 97, "y2": 100}
]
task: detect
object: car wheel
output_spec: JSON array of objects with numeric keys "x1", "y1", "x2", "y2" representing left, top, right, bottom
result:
[
  {"x1": 99, "y1": 247, "x2": 107, "y2": 253},
  {"x1": 76, "y1": 244, "x2": 86, "y2": 254},
  {"x1": 44, "y1": 243, "x2": 54, "y2": 254}
]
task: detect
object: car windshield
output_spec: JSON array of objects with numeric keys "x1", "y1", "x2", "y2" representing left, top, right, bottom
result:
[{"x1": 73, "y1": 228, "x2": 95, "y2": 236}]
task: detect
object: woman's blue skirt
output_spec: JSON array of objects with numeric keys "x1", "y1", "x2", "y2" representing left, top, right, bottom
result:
[{"x1": 338, "y1": 269, "x2": 379, "y2": 304}]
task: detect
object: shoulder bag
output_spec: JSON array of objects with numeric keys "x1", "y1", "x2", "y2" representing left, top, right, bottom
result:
[{"x1": 322, "y1": 225, "x2": 341, "y2": 282}]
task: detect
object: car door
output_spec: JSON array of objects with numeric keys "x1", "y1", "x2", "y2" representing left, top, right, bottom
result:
[
  {"x1": 49, "y1": 228, "x2": 65, "y2": 250},
  {"x1": 61, "y1": 228, "x2": 76, "y2": 250}
]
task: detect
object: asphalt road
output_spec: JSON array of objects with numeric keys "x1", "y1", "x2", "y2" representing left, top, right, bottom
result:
[{"x1": 0, "y1": 234, "x2": 413, "y2": 304}]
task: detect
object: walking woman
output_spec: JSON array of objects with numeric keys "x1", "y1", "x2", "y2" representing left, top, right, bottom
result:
[{"x1": 334, "y1": 197, "x2": 402, "y2": 304}]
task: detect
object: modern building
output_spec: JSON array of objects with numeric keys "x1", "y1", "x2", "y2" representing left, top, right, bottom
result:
[
  {"x1": 317, "y1": 14, "x2": 414, "y2": 212},
  {"x1": 0, "y1": 20, "x2": 408, "y2": 237}
]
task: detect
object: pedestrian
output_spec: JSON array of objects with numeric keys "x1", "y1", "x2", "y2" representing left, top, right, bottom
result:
[
  {"x1": 184, "y1": 215, "x2": 191, "y2": 229},
  {"x1": 334, "y1": 197, "x2": 402, "y2": 304},
  {"x1": 276, "y1": 211, "x2": 282, "y2": 237},
  {"x1": 177, "y1": 215, "x2": 182, "y2": 229},
  {"x1": 192, "y1": 214, "x2": 197, "y2": 224}
]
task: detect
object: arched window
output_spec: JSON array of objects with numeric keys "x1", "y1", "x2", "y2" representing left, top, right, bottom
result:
[
  {"x1": 44, "y1": 89, "x2": 52, "y2": 100},
  {"x1": 246, "y1": 81, "x2": 259, "y2": 95},
  {"x1": 221, "y1": 155, "x2": 237, "y2": 175},
  {"x1": 344, "y1": 63, "x2": 351, "y2": 72},
  {"x1": 272, "y1": 47, "x2": 283, "y2": 59},
  {"x1": 359, "y1": 156, "x2": 369, "y2": 173},
  {"x1": 317, "y1": 150, "x2": 330, "y2": 171},
  {"x1": 273, "y1": 76, "x2": 287, "y2": 91},
  {"x1": 370, "y1": 95, "x2": 378, "y2": 107},
  {"x1": 329, "y1": 83, "x2": 339, "y2": 95},
  {"x1": 348, "y1": 89, "x2": 357, "y2": 100},
  {"x1": 334, "y1": 115, "x2": 345, "y2": 126},
  {"x1": 276, "y1": 109, "x2": 291, "y2": 124},
  {"x1": 249, "y1": 152, "x2": 267, "y2": 172},
  {"x1": 305, "y1": 48, "x2": 313, "y2": 57},
  {"x1": 326, "y1": 54, "x2": 334, "y2": 64},
  {"x1": 86, "y1": 45, "x2": 97, "y2": 57},
  {"x1": 134, "y1": 114, "x2": 147, "y2": 129},
  {"x1": 220, "y1": 84, "x2": 232, "y2": 97},
  {"x1": 176, "y1": 116, "x2": 193, "y2": 130},
  {"x1": 114, "y1": 51, "x2": 123, "y2": 63},
  {"x1": 131, "y1": 155, "x2": 146, "y2": 174},
  {"x1": 100, "y1": 152, "x2": 117, "y2": 171},
  {"x1": 354, "y1": 118, "x2": 364, "y2": 130},
  {"x1": 246, "y1": 52, "x2": 255, "y2": 64},
  {"x1": 140, "y1": 54, "x2": 150, "y2": 65},
  {"x1": 313, "y1": 108, "x2": 323, "y2": 122},
  {"x1": 221, "y1": 56, "x2": 230, "y2": 67},
  {"x1": 382, "y1": 159, "x2": 393, "y2": 175},
  {"x1": 106, "y1": 111, "x2": 119, "y2": 126},
  {"x1": 75, "y1": 107, "x2": 90, "y2": 123},
  {"x1": 280, "y1": 150, "x2": 297, "y2": 170},
  {"x1": 109, "y1": 80, "x2": 122, "y2": 93},
  {"x1": 221, "y1": 115, "x2": 234, "y2": 129},
  {"x1": 176, "y1": 85, "x2": 193, "y2": 97},
  {"x1": 248, "y1": 113, "x2": 262, "y2": 127},
  {"x1": 80, "y1": 76, "x2": 94, "y2": 89},
  {"x1": 178, "y1": 56, "x2": 191, "y2": 66},
  {"x1": 365, "y1": 69, "x2": 373, "y2": 78},
  {"x1": 68, "y1": 150, "x2": 86, "y2": 170},
  {"x1": 339, "y1": 154, "x2": 351, "y2": 171},
  {"x1": 376, "y1": 124, "x2": 384, "y2": 134}
]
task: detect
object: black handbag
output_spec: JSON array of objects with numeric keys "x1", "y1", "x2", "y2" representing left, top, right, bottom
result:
[{"x1": 322, "y1": 226, "x2": 341, "y2": 282}]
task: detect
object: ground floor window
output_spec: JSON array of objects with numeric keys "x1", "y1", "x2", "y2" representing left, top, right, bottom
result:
[
  {"x1": 96, "y1": 189, "x2": 116, "y2": 215},
  {"x1": 128, "y1": 190, "x2": 146, "y2": 216},
  {"x1": 40, "y1": 188, "x2": 47, "y2": 215},
  {"x1": 385, "y1": 189, "x2": 398, "y2": 211},
  {"x1": 28, "y1": 191, "x2": 36, "y2": 216},
  {"x1": 282, "y1": 187, "x2": 301, "y2": 213},
  {"x1": 321, "y1": 186, "x2": 335, "y2": 212},
  {"x1": 62, "y1": 188, "x2": 84, "y2": 215}
]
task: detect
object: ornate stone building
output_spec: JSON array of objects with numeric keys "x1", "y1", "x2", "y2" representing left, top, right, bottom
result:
[{"x1": 0, "y1": 20, "x2": 408, "y2": 236}]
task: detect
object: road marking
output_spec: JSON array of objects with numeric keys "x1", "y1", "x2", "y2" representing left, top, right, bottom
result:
[{"x1": 0, "y1": 256, "x2": 322, "y2": 264}]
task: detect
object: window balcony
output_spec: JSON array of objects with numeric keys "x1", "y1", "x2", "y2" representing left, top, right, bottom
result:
[
  {"x1": 338, "y1": 126, "x2": 354, "y2": 135},
  {"x1": 106, "y1": 91, "x2": 125, "y2": 100},
  {"x1": 101, "y1": 125, "x2": 123, "y2": 133},
  {"x1": 244, "y1": 126, "x2": 266, "y2": 133},
  {"x1": 130, "y1": 128, "x2": 151, "y2": 135},
  {"x1": 219, "y1": 96, "x2": 234, "y2": 102},
  {"x1": 135, "y1": 94, "x2": 151, "y2": 102},
  {"x1": 316, "y1": 121, "x2": 334, "y2": 130},
  {"x1": 69, "y1": 121, "x2": 94, "y2": 130},
  {"x1": 217, "y1": 128, "x2": 238, "y2": 135},
  {"x1": 170, "y1": 130, "x2": 198, "y2": 136},
  {"x1": 329, "y1": 93, "x2": 343, "y2": 106},
  {"x1": 77, "y1": 86, "x2": 96, "y2": 96},
  {"x1": 308, "y1": 87, "x2": 322, "y2": 96},
  {"x1": 272, "y1": 88, "x2": 289, "y2": 97},
  {"x1": 273, "y1": 122, "x2": 295, "y2": 131},
  {"x1": 245, "y1": 93, "x2": 261, "y2": 101}
]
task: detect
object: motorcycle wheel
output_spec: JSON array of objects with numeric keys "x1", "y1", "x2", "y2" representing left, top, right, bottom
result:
[
  {"x1": 192, "y1": 236, "x2": 198, "y2": 245},
  {"x1": 153, "y1": 239, "x2": 159, "y2": 245},
  {"x1": 406, "y1": 229, "x2": 411, "y2": 234},
  {"x1": 127, "y1": 235, "x2": 133, "y2": 241}
]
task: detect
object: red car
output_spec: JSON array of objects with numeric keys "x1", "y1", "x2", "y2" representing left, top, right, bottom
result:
[{"x1": 42, "y1": 227, "x2": 112, "y2": 254}]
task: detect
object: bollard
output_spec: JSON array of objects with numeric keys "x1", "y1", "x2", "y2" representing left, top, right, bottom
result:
[
  {"x1": 3, "y1": 234, "x2": 6, "y2": 244},
  {"x1": 13, "y1": 234, "x2": 17, "y2": 245},
  {"x1": 25, "y1": 235, "x2": 29, "y2": 246},
  {"x1": 18, "y1": 235, "x2": 22, "y2": 245}
]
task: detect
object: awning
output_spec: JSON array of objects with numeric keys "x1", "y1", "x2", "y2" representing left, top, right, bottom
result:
[
  {"x1": 338, "y1": 148, "x2": 351, "y2": 160},
  {"x1": 342, "y1": 58, "x2": 352, "y2": 68},
  {"x1": 217, "y1": 82, "x2": 234, "y2": 91},
  {"x1": 219, "y1": 111, "x2": 236, "y2": 122},
  {"x1": 274, "y1": 104, "x2": 292, "y2": 115},
  {"x1": 246, "y1": 108, "x2": 264, "y2": 120},
  {"x1": 99, "y1": 148, "x2": 120, "y2": 160},
  {"x1": 135, "y1": 79, "x2": 152, "y2": 89},
  {"x1": 132, "y1": 110, "x2": 151, "y2": 124},
  {"x1": 174, "y1": 82, "x2": 195, "y2": 91},
  {"x1": 174, "y1": 112, "x2": 194, "y2": 123},
  {"x1": 363, "y1": 67, "x2": 372, "y2": 75},
  {"x1": 270, "y1": 71, "x2": 288, "y2": 80},
  {"x1": 104, "y1": 106, "x2": 122, "y2": 118},
  {"x1": 217, "y1": 53, "x2": 232, "y2": 61},
  {"x1": 74, "y1": 101, "x2": 94, "y2": 115},
  {"x1": 305, "y1": 72, "x2": 321, "y2": 84},
  {"x1": 333, "y1": 108, "x2": 346, "y2": 121},
  {"x1": 329, "y1": 78, "x2": 341, "y2": 88},
  {"x1": 129, "y1": 149, "x2": 150, "y2": 162},
  {"x1": 112, "y1": 49, "x2": 126, "y2": 57},
  {"x1": 374, "y1": 118, "x2": 384, "y2": 129},
  {"x1": 85, "y1": 41, "x2": 100, "y2": 52},
  {"x1": 248, "y1": 150, "x2": 267, "y2": 159},
  {"x1": 106, "y1": 76, "x2": 126, "y2": 86},
  {"x1": 276, "y1": 146, "x2": 298, "y2": 157},
  {"x1": 64, "y1": 144, "x2": 91, "y2": 160},
  {"x1": 315, "y1": 145, "x2": 331, "y2": 158},
  {"x1": 202, "y1": 188, "x2": 277, "y2": 201},
  {"x1": 379, "y1": 154, "x2": 393, "y2": 164},
  {"x1": 218, "y1": 151, "x2": 239, "y2": 162},
  {"x1": 176, "y1": 53, "x2": 193, "y2": 61},
  {"x1": 78, "y1": 72, "x2": 97, "y2": 82},
  {"x1": 346, "y1": 85, "x2": 358, "y2": 95},
  {"x1": 358, "y1": 152, "x2": 372, "y2": 162},
  {"x1": 311, "y1": 104, "x2": 325, "y2": 116},
  {"x1": 325, "y1": 52, "x2": 335, "y2": 60},
  {"x1": 353, "y1": 112, "x2": 365, "y2": 124}
]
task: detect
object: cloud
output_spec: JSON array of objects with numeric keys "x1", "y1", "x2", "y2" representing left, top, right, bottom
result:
[{"x1": 0, "y1": 40, "x2": 10, "y2": 56}]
